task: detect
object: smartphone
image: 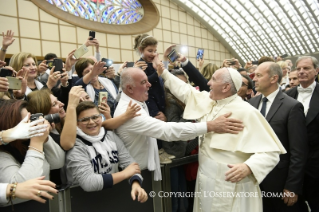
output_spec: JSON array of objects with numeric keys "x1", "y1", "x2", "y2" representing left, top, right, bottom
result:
[
  {"x1": 53, "y1": 58, "x2": 63, "y2": 73},
  {"x1": 281, "y1": 54, "x2": 288, "y2": 58},
  {"x1": 7, "y1": 76, "x2": 22, "y2": 90},
  {"x1": 101, "y1": 58, "x2": 113, "y2": 67},
  {"x1": 89, "y1": 31, "x2": 95, "y2": 40},
  {"x1": 126, "y1": 62, "x2": 134, "y2": 68},
  {"x1": 73, "y1": 44, "x2": 89, "y2": 59},
  {"x1": 0, "y1": 68, "x2": 13, "y2": 77},
  {"x1": 167, "y1": 49, "x2": 179, "y2": 63},
  {"x1": 98, "y1": 92, "x2": 108, "y2": 105},
  {"x1": 30, "y1": 113, "x2": 43, "y2": 122},
  {"x1": 46, "y1": 61, "x2": 54, "y2": 70},
  {"x1": 196, "y1": 48, "x2": 204, "y2": 60}
]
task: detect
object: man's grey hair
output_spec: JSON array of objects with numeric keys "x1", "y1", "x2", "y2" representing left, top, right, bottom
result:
[
  {"x1": 296, "y1": 56, "x2": 318, "y2": 69},
  {"x1": 221, "y1": 69, "x2": 237, "y2": 95},
  {"x1": 120, "y1": 68, "x2": 135, "y2": 90},
  {"x1": 268, "y1": 63, "x2": 283, "y2": 84}
]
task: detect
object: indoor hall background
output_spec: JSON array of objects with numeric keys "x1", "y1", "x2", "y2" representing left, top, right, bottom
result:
[{"x1": 0, "y1": 0, "x2": 234, "y2": 67}]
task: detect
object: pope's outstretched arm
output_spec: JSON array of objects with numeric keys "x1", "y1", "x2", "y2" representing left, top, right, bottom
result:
[{"x1": 157, "y1": 63, "x2": 201, "y2": 105}]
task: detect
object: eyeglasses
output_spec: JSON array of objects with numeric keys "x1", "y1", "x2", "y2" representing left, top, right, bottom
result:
[
  {"x1": 242, "y1": 82, "x2": 248, "y2": 87},
  {"x1": 77, "y1": 114, "x2": 102, "y2": 124}
]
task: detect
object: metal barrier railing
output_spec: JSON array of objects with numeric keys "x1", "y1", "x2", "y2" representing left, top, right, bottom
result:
[
  {"x1": 12, "y1": 154, "x2": 199, "y2": 212},
  {"x1": 0, "y1": 155, "x2": 198, "y2": 212},
  {"x1": 160, "y1": 154, "x2": 198, "y2": 212}
]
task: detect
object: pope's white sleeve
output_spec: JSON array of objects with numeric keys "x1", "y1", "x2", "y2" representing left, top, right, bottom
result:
[
  {"x1": 244, "y1": 152, "x2": 280, "y2": 184},
  {"x1": 161, "y1": 69, "x2": 199, "y2": 104}
]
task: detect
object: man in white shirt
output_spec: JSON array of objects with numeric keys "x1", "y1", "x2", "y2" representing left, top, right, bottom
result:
[
  {"x1": 114, "y1": 67, "x2": 244, "y2": 181},
  {"x1": 249, "y1": 62, "x2": 308, "y2": 211},
  {"x1": 285, "y1": 56, "x2": 319, "y2": 211}
]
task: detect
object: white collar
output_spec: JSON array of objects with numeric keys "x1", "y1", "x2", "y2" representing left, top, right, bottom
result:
[
  {"x1": 215, "y1": 94, "x2": 238, "y2": 105},
  {"x1": 263, "y1": 87, "x2": 280, "y2": 104},
  {"x1": 299, "y1": 80, "x2": 316, "y2": 90}
]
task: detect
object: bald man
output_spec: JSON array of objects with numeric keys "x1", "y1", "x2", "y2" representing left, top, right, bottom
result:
[{"x1": 249, "y1": 62, "x2": 307, "y2": 211}]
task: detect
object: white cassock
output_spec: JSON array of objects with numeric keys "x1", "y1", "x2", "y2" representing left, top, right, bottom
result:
[{"x1": 161, "y1": 69, "x2": 286, "y2": 212}]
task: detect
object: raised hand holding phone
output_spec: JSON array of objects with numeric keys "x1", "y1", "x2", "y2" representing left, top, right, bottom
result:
[
  {"x1": 53, "y1": 58, "x2": 63, "y2": 73},
  {"x1": 73, "y1": 44, "x2": 89, "y2": 59},
  {"x1": 65, "y1": 49, "x2": 78, "y2": 72},
  {"x1": 2, "y1": 67, "x2": 22, "y2": 90},
  {"x1": 126, "y1": 62, "x2": 134, "y2": 67},
  {"x1": 163, "y1": 44, "x2": 177, "y2": 61},
  {"x1": 167, "y1": 49, "x2": 179, "y2": 63},
  {"x1": 134, "y1": 61, "x2": 147, "y2": 71},
  {"x1": 98, "y1": 92, "x2": 111, "y2": 119},
  {"x1": 12, "y1": 67, "x2": 28, "y2": 98},
  {"x1": 89, "y1": 31, "x2": 95, "y2": 40}
]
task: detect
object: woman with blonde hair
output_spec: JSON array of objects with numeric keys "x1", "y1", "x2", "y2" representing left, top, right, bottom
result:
[
  {"x1": 200, "y1": 63, "x2": 219, "y2": 81},
  {"x1": 9, "y1": 52, "x2": 70, "y2": 99},
  {"x1": 277, "y1": 61, "x2": 290, "y2": 89}
]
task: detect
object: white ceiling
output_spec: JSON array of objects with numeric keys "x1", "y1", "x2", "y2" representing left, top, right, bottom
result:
[{"x1": 172, "y1": 0, "x2": 319, "y2": 63}]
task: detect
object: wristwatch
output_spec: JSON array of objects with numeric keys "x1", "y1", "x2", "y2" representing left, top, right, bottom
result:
[{"x1": 0, "y1": 47, "x2": 7, "y2": 52}]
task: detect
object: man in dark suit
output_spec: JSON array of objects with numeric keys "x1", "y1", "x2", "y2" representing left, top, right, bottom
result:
[
  {"x1": 249, "y1": 62, "x2": 308, "y2": 212},
  {"x1": 285, "y1": 56, "x2": 319, "y2": 211}
]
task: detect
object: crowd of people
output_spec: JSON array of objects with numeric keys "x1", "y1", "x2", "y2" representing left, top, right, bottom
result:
[{"x1": 0, "y1": 29, "x2": 318, "y2": 212}]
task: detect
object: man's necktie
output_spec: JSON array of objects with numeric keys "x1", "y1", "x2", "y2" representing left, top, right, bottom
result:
[
  {"x1": 297, "y1": 86, "x2": 313, "y2": 93},
  {"x1": 260, "y1": 97, "x2": 268, "y2": 117}
]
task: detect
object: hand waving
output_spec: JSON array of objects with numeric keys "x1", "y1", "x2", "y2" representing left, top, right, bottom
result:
[{"x1": 2, "y1": 30, "x2": 15, "y2": 49}]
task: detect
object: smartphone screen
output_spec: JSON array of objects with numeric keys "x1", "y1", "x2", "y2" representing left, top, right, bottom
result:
[
  {"x1": 89, "y1": 31, "x2": 95, "y2": 40},
  {"x1": 168, "y1": 49, "x2": 178, "y2": 63},
  {"x1": 74, "y1": 45, "x2": 89, "y2": 59},
  {"x1": 53, "y1": 58, "x2": 63, "y2": 72},
  {"x1": 196, "y1": 49, "x2": 204, "y2": 60},
  {"x1": 126, "y1": 62, "x2": 134, "y2": 67}
]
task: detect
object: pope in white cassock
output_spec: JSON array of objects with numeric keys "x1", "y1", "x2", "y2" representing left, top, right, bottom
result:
[{"x1": 159, "y1": 66, "x2": 286, "y2": 212}]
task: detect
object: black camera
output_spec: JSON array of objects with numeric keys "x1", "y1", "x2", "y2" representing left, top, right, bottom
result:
[{"x1": 30, "y1": 113, "x2": 61, "y2": 124}]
